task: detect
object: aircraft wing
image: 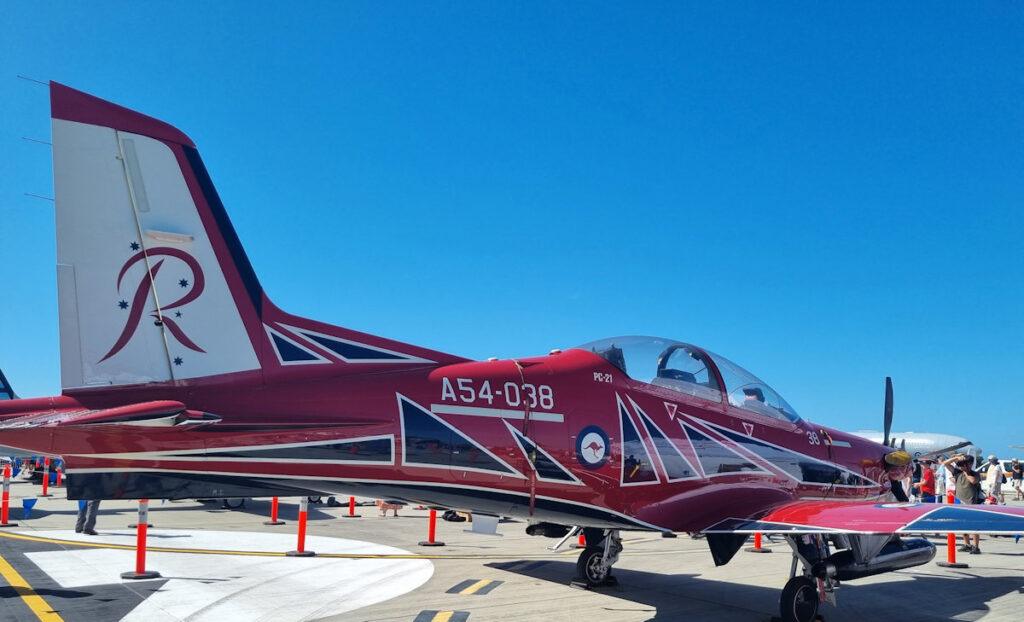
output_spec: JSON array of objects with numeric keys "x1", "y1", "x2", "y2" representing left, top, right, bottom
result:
[{"x1": 705, "y1": 500, "x2": 1024, "y2": 535}]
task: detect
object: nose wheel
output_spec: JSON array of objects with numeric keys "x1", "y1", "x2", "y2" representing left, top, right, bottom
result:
[
  {"x1": 779, "y1": 576, "x2": 820, "y2": 622},
  {"x1": 572, "y1": 529, "x2": 622, "y2": 588},
  {"x1": 576, "y1": 547, "x2": 613, "y2": 586}
]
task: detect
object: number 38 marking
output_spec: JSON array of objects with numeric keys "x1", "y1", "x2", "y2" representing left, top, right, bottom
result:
[{"x1": 807, "y1": 431, "x2": 820, "y2": 445}]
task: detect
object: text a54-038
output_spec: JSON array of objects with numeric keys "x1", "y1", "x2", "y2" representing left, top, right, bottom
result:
[{"x1": 440, "y1": 377, "x2": 554, "y2": 410}]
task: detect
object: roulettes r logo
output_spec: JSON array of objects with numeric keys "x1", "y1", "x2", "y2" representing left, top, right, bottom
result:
[
  {"x1": 101, "y1": 245, "x2": 206, "y2": 362},
  {"x1": 576, "y1": 425, "x2": 610, "y2": 470}
]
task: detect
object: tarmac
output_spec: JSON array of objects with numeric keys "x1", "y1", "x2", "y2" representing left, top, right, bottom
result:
[{"x1": 2, "y1": 477, "x2": 1024, "y2": 621}]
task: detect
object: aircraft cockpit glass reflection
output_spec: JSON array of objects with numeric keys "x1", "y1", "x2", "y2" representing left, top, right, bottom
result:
[
  {"x1": 576, "y1": 336, "x2": 722, "y2": 403},
  {"x1": 652, "y1": 343, "x2": 721, "y2": 401},
  {"x1": 575, "y1": 336, "x2": 801, "y2": 424},
  {"x1": 703, "y1": 349, "x2": 801, "y2": 424}
]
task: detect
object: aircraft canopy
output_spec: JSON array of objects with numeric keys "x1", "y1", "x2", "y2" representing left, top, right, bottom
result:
[{"x1": 576, "y1": 336, "x2": 801, "y2": 425}]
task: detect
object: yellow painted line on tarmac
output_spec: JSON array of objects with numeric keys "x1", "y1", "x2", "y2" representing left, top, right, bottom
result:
[
  {"x1": 622, "y1": 536, "x2": 663, "y2": 545},
  {"x1": 432, "y1": 612, "x2": 453, "y2": 622},
  {"x1": 0, "y1": 529, "x2": 715, "y2": 561},
  {"x1": 0, "y1": 550, "x2": 64, "y2": 621},
  {"x1": 459, "y1": 579, "x2": 493, "y2": 594}
]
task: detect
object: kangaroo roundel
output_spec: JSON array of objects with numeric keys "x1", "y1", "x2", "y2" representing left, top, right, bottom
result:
[{"x1": 576, "y1": 425, "x2": 609, "y2": 470}]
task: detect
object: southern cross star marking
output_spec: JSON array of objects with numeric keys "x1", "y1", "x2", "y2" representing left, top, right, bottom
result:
[
  {"x1": 179, "y1": 279, "x2": 189, "y2": 288},
  {"x1": 118, "y1": 300, "x2": 129, "y2": 310},
  {"x1": 173, "y1": 357, "x2": 183, "y2": 366},
  {"x1": 130, "y1": 242, "x2": 140, "y2": 251},
  {"x1": 175, "y1": 311, "x2": 182, "y2": 318}
]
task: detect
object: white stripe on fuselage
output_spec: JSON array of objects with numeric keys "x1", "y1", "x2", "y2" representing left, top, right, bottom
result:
[{"x1": 430, "y1": 404, "x2": 564, "y2": 423}]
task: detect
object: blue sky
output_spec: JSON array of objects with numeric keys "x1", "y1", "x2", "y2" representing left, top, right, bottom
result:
[{"x1": 2, "y1": 3, "x2": 1022, "y2": 455}]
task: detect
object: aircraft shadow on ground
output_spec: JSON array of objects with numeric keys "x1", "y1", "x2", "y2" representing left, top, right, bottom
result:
[
  {"x1": 0, "y1": 586, "x2": 94, "y2": 600},
  {"x1": 488, "y1": 559, "x2": 1024, "y2": 621}
]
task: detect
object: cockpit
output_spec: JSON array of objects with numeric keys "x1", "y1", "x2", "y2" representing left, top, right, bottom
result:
[{"x1": 575, "y1": 336, "x2": 802, "y2": 425}]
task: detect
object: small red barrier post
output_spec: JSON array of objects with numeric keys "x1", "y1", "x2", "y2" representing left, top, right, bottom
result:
[
  {"x1": 56, "y1": 468, "x2": 62, "y2": 487},
  {"x1": 937, "y1": 490, "x2": 968, "y2": 568},
  {"x1": 286, "y1": 497, "x2": 316, "y2": 557},
  {"x1": 264, "y1": 497, "x2": 285, "y2": 525},
  {"x1": 746, "y1": 532, "x2": 772, "y2": 553},
  {"x1": 121, "y1": 500, "x2": 161, "y2": 579},
  {"x1": 418, "y1": 509, "x2": 446, "y2": 547},
  {"x1": 1, "y1": 464, "x2": 17, "y2": 527},
  {"x1": 39, "y1": 457, "x2": 52, "y2": 497},
  {"x1": 571, "y1": 531, "x2": 586, "y2": 549},
  {"x1": 342, "y1": 496, "x2": 361, "y2": 518}
]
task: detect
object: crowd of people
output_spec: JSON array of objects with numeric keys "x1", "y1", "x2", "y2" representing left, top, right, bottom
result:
[{"x1": 907, "y1": 452, "x2": 1024, "y2": 555}]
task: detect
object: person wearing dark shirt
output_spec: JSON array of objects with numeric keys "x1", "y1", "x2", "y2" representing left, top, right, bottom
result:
[
  {"x1": 942, "y1": 453, "x2": 982, "y2": 553},
  {"x1": 1012, "y1": 458, "x2": 1023, "y2": 501}
]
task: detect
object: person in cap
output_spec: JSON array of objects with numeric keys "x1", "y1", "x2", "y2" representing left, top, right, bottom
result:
[
  {"x1": 941, "y1": 453, "x2": 982, "y2": 553},
  {"x1": 984, "y1": 455, "x2": 1005, "y2": 504}
]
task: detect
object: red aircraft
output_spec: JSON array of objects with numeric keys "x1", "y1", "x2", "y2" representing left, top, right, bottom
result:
[{"x1": 3, "y1": 83, "x2": 1024, "y2": 622}]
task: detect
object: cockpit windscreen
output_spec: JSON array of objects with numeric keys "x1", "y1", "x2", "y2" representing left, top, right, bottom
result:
[
  {"x1": 575, "y1": 336, "x2": 801, "y2": 424},
  {"x1": 576, "y1": 336, "x2": 722, "y2": 402}
]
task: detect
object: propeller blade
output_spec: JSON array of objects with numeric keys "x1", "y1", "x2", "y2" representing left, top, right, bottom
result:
[
  {"x1": 900, "y1": 438, "x2": 906, "y2": 451},
  {"x1": 882, "y1": 376, "x2": 893, "y2": 447}
]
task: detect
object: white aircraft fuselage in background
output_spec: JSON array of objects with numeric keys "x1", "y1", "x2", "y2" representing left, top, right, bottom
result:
[{"x1": 853, "y1": 431, "x2": 981, "y2": 461}]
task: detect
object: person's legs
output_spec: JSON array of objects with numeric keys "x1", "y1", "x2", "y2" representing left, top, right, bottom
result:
[
  {"x1": 83, "y1": 500, "x2": 99, "y2": 532},
  {"x1": 960, "y1": 534, "x2": 972, "y2": 551},
  {"x1": 75, "y1": 504, "x2": 86, "y2": 532},
  {"x1": 970, "y1": 534, "x2": 981, "y2": 554}
]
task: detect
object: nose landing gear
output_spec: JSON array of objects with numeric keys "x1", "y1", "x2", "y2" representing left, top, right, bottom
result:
[{"x1": 572, "y1": 528, "x2": 623, "y2": 588}]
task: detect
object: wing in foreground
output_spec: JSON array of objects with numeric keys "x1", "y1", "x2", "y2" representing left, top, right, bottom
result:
[{"x1": 705, "y1": 500, "x2": 1024, "y2": 535}]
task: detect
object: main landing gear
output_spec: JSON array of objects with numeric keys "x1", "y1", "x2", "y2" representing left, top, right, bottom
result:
[
  {"x1": 775, "y1": 532, "x2": 935, "y2": 622},
  {"x1": 779, "y1": 575, "x2": 821, "y2": 622},
  {"x1": 572, "y1": 528, "x2": 623, "y2": 588}
]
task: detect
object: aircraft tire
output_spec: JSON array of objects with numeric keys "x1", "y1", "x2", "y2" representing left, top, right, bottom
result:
[
  {"x1": 576, "y1": 547, "x2": 611, "y2": 587},
  {"x1": 779, "y1": 576, "x2": 818, "y2": 622}
]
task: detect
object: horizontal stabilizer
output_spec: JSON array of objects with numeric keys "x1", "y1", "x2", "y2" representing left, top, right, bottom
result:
[{"x1": 0, "y1": 400, "x2": 219, "y2": 428}]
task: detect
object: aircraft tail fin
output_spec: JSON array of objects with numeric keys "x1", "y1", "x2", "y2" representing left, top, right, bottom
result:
[
  {"x1": 0, "y1": 368, "x2": 16, "y2": 400},
  {"x1": 50, "y1": 83, "x2": 464, "y2": 390}
]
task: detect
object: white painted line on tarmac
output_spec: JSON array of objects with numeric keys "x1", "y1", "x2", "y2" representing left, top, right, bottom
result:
[{"x1": 19, "y1": 530, "x2": 433, "y2": 621}]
